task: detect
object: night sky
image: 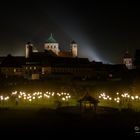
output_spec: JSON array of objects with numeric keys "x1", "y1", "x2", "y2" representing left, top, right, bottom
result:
[{"x1": 0, "y1": 1, "x2": 140, "y2": 64}]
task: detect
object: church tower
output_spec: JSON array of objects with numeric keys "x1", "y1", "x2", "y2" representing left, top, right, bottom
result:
[
  {"x1": 44, "y1": 33, "x2": 60, "y2": 55},
  {"x1": 123, "y1": 51, "x2": 133, "y2": 69},
  {"x1": 25, "y1": 42, "x2": 33, "y2": 58},
  {"x1": 70, "y1": 40, "x2": 78, "y2": 57}
]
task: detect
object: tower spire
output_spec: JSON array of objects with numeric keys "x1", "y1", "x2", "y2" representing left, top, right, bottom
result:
[{"x1": 51, "y1": 33, "x2": 53, "y2": 38}]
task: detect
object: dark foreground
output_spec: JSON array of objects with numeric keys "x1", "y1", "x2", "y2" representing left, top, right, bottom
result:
[{"x1": 0, "y1": 106, "x2": 140, "y2": 138}]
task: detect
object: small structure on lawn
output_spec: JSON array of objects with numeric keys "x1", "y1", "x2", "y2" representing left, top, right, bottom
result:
[{"x1": 78, "y1": 92, "x2": 100, "y2": 111}]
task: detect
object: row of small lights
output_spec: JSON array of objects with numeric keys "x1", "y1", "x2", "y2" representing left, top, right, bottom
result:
[
  {"x1": 0, "y1": 91, "x2": 71, "y2": 102},
  {"x1": 98, "y1": 92, "x2": 140, "y2": 103},
  {"x1": 0, "y1": 96, "x2": 9, "y2": 101}
]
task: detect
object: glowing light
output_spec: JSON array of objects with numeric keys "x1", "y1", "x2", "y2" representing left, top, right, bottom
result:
[
  {"x1": 12, "y1": 91, "x2": 17, "y2": 95},
  {"x1": 131, "y1": 96, "x2": 134, "y2": 100},
  {"x1": 4, "y1": 96, "x2": 9, "y2": 101},
  {"x1": 18, "y1": 95, "x2": 21, "y2": 98},
  {"x1": 135, "y1": 96, "x2": 138, "y2": 99},
  {"x1": 0, "y1": 96, "x2": 3, "y2": 100},
  {"x1": 116, "y1": 100, "x2": 120, "y2": 103}
]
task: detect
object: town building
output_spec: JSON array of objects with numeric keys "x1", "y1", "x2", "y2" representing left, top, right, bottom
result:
[{"x1": 0, "y1": 34, "x2": 128, "y2": 80}]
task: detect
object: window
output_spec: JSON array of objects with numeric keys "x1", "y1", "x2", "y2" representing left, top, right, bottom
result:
[
  {"x1": 30, "y1": 67, "x2": 32, "y2": 70},
  {"x1": 42, "y1": 67, "x2": 45, "y2": 74},
  {"x1": 14, "y1": 68, "x2": 16, "y2": 72},
  {"x1": 34, "y1": 67, "x2": 36, "y2": 70},
  {"x1": 109, "y1": 74, "x2": 113, "y2": 78}
]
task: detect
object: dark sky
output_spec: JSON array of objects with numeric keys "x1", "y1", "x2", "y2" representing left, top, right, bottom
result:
[{"x1": 0, "y1": 1, "x2": 140, "y2": 64}]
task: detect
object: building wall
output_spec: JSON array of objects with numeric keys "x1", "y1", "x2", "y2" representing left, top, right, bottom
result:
[
  {"x1": 1, "y1": 67, "x2": 23, "y2": 77},
  {"x1": 123, "y1": 58, "x2": 133, "y2": 69},
  {"x1": 42, "y1": 67, "x2": 52, "y2": 75},
  {"x1": 44, "y1": 43, "x2": 60, "y2": 55}
]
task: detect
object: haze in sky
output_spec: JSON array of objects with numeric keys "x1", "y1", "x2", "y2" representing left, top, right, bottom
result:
[{"x1": 0, "y1": 1, "x2": 140, "y2": 64}]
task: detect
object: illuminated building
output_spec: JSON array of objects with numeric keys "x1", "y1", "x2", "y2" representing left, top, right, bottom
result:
[
  {"x1": 123, "y1": 51, "x2": 133, "y2": 69},
  {"x1": 0, "y1": 34, "x2": 128, "y2": 80}
]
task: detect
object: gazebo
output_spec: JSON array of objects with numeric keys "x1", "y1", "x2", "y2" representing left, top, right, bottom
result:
[{"x1": 78, "y1": 93, "x2": 100, "y2": 111}]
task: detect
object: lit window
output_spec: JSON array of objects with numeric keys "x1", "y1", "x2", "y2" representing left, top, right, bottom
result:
[
  {"x1": 14, "y1": 69, "x2": 16, "y2": 72},
  {"x1": 30, "y1": 67, "x2": 32, "y2": 70},
  {"x1": 34, "y1": 67, "x2": 36, "y2": 70},
  {"x1": 42, "y1": 68, "x2": 45, "y2": 74},
  {"x1": 26, "y1": 67, "x2": 28, "y2": 70},
  {"x1": 109, "y1": 74, "x2": 113, "y2": 78}
]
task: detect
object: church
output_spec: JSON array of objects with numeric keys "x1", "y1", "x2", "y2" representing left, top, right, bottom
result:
[
  {"x1": 25, "y1": 34, "x2": 78, "y2": 58},
  {"x1": 0, "y1": 34, "x2": 128, "y2": 80}
]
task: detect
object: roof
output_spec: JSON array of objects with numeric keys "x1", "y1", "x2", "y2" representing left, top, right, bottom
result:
[
  {"x1": 78, "y1": 93, "x2": 99, "y2": 104},
  {"x1": 70, "y1": 40, "x2": 76, "y2": 44},
  {"x1": 58, "y1": 51, "x2": 72, "y2": 57},
  {"x1": 0, "y1": 55, "x2": 25, "y2": 67},
  {"x1": 123, "y1": 52, "x2": 132, "y2": 58},
  {"x1": 50, "y1": 57, "x2": 90, "y2": 67},
  {"x1": 0, "y1": 57, "x2": 6, "y2": 64},
  {"x1": 46, "y1": 33, "x2": 57, "y2": 43},
  {"x1": 25, "y1": 51, "x2": 90, "y2": 67}
]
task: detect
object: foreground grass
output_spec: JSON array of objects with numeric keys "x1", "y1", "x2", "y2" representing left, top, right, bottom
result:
[{"x1": 0, "y1": 105, "x2": 140, "y2": 137}]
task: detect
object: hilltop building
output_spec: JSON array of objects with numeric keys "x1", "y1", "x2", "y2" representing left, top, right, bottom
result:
[
  {"x1": 123, "y1": 51, "x2": 133, "y2": 69},
  {"x1": 0, "y1": 34, "x2": 128, "y2": 80}
]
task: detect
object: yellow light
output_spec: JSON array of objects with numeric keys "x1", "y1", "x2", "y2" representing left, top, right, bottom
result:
[
  {"x1": 135, "y1": 96, "x2": 138, "y2": 99},
  {"x1": 12, "y1": 91, "x2": 17, "y2": 95},
  {"x1": 4, "y1": 96, "x2": 9, "y2": 101},
  {"x1": 131, "y1": 96, "x2": 134, "y2": 100},
  {"x1": 0, "y1": 96, "x2": 3, "y2": 100},
  {"x1": 116, "y1": 92, "x2": 119, "y2": 95},
  {"x1": 127, "y1": 95, "x2": 130, "y2": 98},
  {"x1": 121, "y1": 94, "x2": 124, "y2": 97}
]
